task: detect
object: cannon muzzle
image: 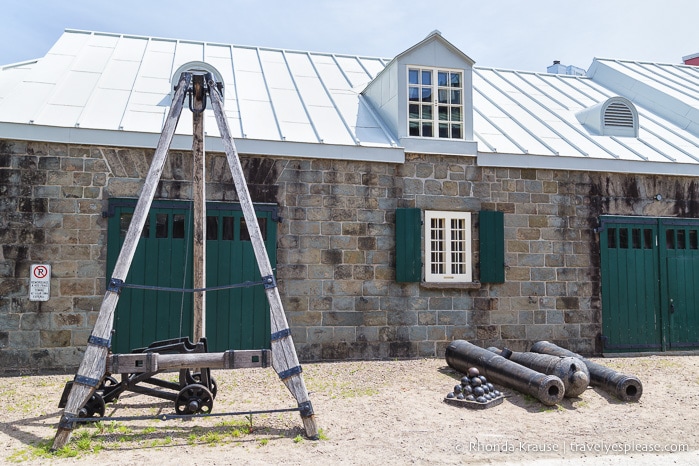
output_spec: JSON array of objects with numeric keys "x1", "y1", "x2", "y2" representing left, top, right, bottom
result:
[
  {"x1": 487, "y1": 347, "x2": 590, "y2": 397},
  {"x1": 529, "y1": 341, "x2": 642, "y2": 402},
  {"x1": 445, "y1": 340, "x2": 564, "y2": 406}
]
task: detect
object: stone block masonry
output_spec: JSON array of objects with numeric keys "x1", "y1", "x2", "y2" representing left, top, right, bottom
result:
[{"x1": 2, "y1": 138, "x2": 697, "y2": 373}]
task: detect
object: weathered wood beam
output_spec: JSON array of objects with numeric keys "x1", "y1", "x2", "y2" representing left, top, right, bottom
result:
[
  {"x1": 52, "y1": 73, "x2": 193, "y2": 451},
  {"x1": 192, "y1": 74, "x2": 207, "y2": 342},
  {"x1": 106, "y1": 349, "x2": 272, "y2": 373},
  {"x1": 206, "y1": 74, "x2": 318, "y2": 439}
]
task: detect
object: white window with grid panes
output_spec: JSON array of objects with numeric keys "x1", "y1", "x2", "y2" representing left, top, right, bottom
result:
[
  {"x1": 424, "y1": 211, "x2": 472, "y2": 282},
  {"x1": 408, "y1": 67, "x2": 463, "y2": 139}
]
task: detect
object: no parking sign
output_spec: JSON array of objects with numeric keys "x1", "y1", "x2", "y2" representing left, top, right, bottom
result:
[{"x1": 30, "y1": 264, "x2": 51, "y2": 301}]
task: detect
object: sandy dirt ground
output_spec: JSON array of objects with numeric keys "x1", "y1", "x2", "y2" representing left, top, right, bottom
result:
[{"x1": 1, "y1": 354, "x2": 698, "y2": 465}]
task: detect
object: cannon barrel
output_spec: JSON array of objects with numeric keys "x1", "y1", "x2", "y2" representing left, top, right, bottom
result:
[
  {"x1": 529, "y1": 341, "x2": 642, "y2": 402},
  {"x1": 487, "y1": 347, "x2": 590, "y2": 397},
  {"x1": 445, "y1": 340, "x2": 564, "y2": 406}
]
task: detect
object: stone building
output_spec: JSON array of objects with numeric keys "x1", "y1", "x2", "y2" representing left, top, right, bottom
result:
[{"x1": 1, "y1": 29, "x2": 698, "y2": 373}]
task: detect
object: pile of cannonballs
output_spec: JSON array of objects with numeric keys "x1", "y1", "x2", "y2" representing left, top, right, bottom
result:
[{"x1": 446, "y1": 367, "x2": 503, "y2": 404}]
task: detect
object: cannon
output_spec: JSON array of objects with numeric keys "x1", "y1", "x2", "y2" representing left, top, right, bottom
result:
[
  {"x1": 529, "y1": 341, "x2": 642, "y2": 402},
  {"x1": 445, "y1": 340, "x2": 565, "y2": 406},
  {"x1": 486, "y1": 347, "x2": 590, "y2": 397}
]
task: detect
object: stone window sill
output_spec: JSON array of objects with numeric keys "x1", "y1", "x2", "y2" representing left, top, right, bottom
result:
[{"x1": 420, "y1": 281, "x2": 481, "y2": 290}]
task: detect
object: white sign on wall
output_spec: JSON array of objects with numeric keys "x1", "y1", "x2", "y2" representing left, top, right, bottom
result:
[{"x1": 30, "y1": 264, "x2": 51, "y2": 301}]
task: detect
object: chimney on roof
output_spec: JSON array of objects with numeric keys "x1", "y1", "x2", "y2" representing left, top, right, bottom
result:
[
  {"x1": 547, "y1": 60, "x2": 586, "y2": 76},
  {"x1": 683, "y1": 53, "x2": 699, "y2": 66}
]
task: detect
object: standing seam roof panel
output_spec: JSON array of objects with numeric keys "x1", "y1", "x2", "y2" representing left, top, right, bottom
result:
[
  {"x1": 254, "y1": 48, "x2": 284, "y2": 140},
  {"x1": 604, "y1": 60, "x2": 697, "y2": 103},
  {"x1": 642, "y1": 63, "x2": 699, "y2": 95},
  {"x1": 503, "y1": 71, "x2": 630, "y2": 160},
  {"x1": 475, "y1": 70, "x2": 567, "y2": 156},
  {"x1": 333, "y1": 55, "x2": 373, "y2": 88}
]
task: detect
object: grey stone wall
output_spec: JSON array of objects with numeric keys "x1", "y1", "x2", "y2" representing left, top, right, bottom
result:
[{"x1": 2, "y1": 138, "x2": 698, "y2": 373}]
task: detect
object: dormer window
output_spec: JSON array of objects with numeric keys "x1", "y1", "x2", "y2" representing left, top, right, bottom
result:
[{"x1": 408, "y1": 67, "x2": 463, "y2": 139}]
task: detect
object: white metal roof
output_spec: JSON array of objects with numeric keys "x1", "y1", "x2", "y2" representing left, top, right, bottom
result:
[
  {"x1": 0, "y1": 29, "x2": 402, "y2": 162},
  {"x1": 1, "y1": 29, "x2": 699, "y2": 175},
  {"x1": 475, "y1": 58, "x2": 699, "y2": 175}
]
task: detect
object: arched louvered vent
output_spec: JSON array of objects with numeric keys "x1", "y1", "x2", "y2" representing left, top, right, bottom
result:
[
  {"x1": 604, "y1": 101, "x2": 634, "y2": 128},
  {"x1": 575, "y1": 96, "x2": 638, "y2": 137}
]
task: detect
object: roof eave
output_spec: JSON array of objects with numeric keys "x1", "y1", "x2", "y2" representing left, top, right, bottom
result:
[
  {"x1": 477, "y1": 151, "x2": 699, "y2": 177},
  {"x1": 0, "y1": 122, "x2": 405, "y2": 163}
]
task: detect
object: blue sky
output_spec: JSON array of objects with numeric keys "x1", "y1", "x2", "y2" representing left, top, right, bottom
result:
[{"x1": 2, "y1": 0, "x2": 698, "y2": 72}]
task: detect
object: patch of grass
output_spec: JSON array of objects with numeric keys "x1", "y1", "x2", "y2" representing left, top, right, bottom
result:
[
  {"x1": 317, "y1": 428, "x2": 329, "y2": 441},
  {"x1": 9, "y1": 428, "x2": 106, "y2": 463},
  {"x1": 201, "y1": 430, "x2": 224, "y2": 444},
  {"x1": 218, "y1": 418, "x2": 252, "y2": 436},
  {"x1": 540, "y1": 403, "x2": 565, "y2": 413},
  {"x1": 293, "y1": 434, "x2": 304, "y2": 444},
  {"x1": 94, "y1": 421, "x2": 131, "y2": 436},
  {"x1": 258, "y1": 438, "x2": 269, "y2": 447}
]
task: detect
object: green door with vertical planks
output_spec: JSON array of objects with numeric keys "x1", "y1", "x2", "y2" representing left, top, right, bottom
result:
[
  {"x1": 106, "y1": 199, "x2": 277, "y2": 353},
  {"x1": 661, "y1": 219, "x2": 699, "y2": 349},
  {"x1": 600, "y1": 216, "x2": 699, "y2": 352}
]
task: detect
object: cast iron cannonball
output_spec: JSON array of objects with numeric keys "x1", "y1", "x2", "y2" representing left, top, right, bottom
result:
[
  {"x1": 446, "y1": 392, "x2": 455, "y2": 398},
  {"x1": 468, "y1": 367, "x2": 480, "y2": 378},
  {"x1": 479, "y1": 375, "x2": 488, "y2": 384},
  {"x1": 476, "y1": 396, "x2": 487, "y2": 403},
  {"x1": 473, "y1": 386, "x2": 485, "y2": 397},
  {"x1": 454, "y1": 384, "x2": 462, "y2": 394},
  {"x1": 470, "y1": 377, "x2": 482, "y2": 387},
  {"x1": 460, "y1": 376, "x2": 470, "y2": 386},
  {"x1": 456, "y1": 393, "x2": 464, "y2": 400},
  {"x1": 463, "y1": 385, "x2": 473, "y2": 395},
  {"x1": 482, "y1": 384, "x2": 490, "y2": 394},
  {"x1": 465, "y1": 394, "x2": 475, "y2": 401},
  {"x1": 486, "y1": 383, "x2": 495, "y2": 392}
]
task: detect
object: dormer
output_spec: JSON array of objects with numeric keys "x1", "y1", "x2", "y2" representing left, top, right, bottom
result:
[
  {"x1": 362, "y1": 31, "x2": 478, "y2": 155},
  {"x1": 575, "y1": 96, "x2": 639, "y2": 137}
]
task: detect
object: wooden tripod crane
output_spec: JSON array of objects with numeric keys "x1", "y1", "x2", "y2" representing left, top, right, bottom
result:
[{"x1": 52, "y1": 72, "x2": 318, "y2": 450}]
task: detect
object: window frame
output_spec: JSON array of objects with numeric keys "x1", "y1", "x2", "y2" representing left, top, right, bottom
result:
[
  {"x1": 424, "y1": 210, "x2": 472, "y2": 283},
  {"x1": 407, "y1": 67, "x2": 464, "y2": 140}
]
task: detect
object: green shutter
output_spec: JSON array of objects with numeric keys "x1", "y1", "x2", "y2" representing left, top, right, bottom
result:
[
  {"x1": 395, "y1": 208, "x2": 422, "y2": 282},
  {"x1": 479, "y1": 210, "x2": 504, "y2": 283}
]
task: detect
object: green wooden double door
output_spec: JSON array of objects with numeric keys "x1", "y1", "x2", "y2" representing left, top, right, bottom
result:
[
  {"x1": 106, "y1": 199, "x2": 278, "y2": 353},
  {"x1": 600, "y1": 216, "x2": 699, "y2": 352}
]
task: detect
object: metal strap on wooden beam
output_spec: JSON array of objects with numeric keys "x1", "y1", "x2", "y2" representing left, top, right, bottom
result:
[
  {"x1": 270, "y1": 328, "x2": 291, "y2": 342},
  {"x1": 262, "y1": 275, "x2": 277, "y2": 289},
  {"x1": 223, "y1": 349, "x2": 272, "y2": 369},
  {"x1": 58, "y1": 416, "x2": 76, "y2": 429},
  {"x1": 109, "y1": 353, "x2": 158, "y2": 374},
  {"x1": 107, "y1": 278, "x2": 124, "y2": 294},
  {"x1": 298, "y1": 400, "x2": 314, "y2": 418},
  {"x1": 74, "y1": 374, "x2": 101, "y2": 388},
  {"x1": 87, "y1": 334, "x2": 111, "y2": 348},
  {"x1": 278, "y1": 365, "x2": 302, "y2": 380}
]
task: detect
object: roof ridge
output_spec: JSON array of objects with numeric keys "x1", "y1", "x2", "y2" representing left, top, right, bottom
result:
[
  {"x1": 594, "y1": 56, "x2": 699, "y2": 68},
  {"x1": 61, "y1": 28, "x2": 391, "y2": 61}
]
